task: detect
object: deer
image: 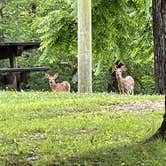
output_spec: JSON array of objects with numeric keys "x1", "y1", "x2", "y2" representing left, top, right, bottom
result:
[
  {"x1": 112, "y1": 64, "x2": 134, "y2": 95},
  {"x1": 45, "y1": 73, "x2": 70, "y2": 92}
]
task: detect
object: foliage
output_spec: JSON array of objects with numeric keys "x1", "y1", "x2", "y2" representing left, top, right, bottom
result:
[
  {"x1": 0, "y1": 0, "x2": 38, "y2": 41},
  {"x1": 34, "y1": 0, "x2": 77, "y2": 64},
  {"x1": 0, "y1": 0, "x2": 154, "y2": 93},
  {"x1": 0, "y1": 92, "x2": 164, "y2": 165}
]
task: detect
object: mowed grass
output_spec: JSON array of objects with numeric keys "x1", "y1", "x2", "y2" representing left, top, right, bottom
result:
[{"x1": 0, "y1": 91, "x2": 165, "y2": 166}]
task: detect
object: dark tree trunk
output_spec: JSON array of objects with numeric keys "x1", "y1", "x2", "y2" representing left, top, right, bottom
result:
[
  {"x1": 151, "y1": 96, "x2": 166, "y2": 140},
  {"x1": 153, "y1": 0, "x2": 166, "y2": 95},
  {"x1": 151, "y1": 0, "x2": 166, "y2": 140}
]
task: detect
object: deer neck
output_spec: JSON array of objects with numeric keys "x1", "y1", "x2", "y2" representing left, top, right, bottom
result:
[
  {"x1": 50, "y1": 82, "x2": 57, "y2": 89},
  {"x1": 116, "y1": 75, "x2": 124, "y2": 85}
]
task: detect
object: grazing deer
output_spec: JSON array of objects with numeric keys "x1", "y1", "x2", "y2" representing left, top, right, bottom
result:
[
  {"x1": 45, "y1": 73, "x2": 70, "y2": 92},
  {"x1": 112, "y1": 64, "x2": 134, "y2": 95}
]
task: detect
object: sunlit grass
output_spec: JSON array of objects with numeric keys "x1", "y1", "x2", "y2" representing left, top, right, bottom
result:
[{"x1": 0, "y1": 91, "x2": 165, "y2": 166}]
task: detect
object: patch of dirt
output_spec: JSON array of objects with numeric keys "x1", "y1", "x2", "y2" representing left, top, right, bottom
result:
[{"x1": 102, "y1": 101, "x2": 165, "y2": 113}]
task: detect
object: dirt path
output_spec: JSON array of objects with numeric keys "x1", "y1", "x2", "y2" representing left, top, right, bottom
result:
[{"x1": 103, "y1": 101, "x2": 165, "y2": 113}]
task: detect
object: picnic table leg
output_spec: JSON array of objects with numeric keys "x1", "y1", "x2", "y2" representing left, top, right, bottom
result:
[{"x1": 9, "y1": 54, "x2": 21, "y2": 91}]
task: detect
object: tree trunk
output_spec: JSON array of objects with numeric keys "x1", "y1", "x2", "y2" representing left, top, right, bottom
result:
[
  {"x1": 151, "y1": 0, "x2": 166, "y2": 140},
  {"x1": 150, "y1": 96, "x2": 166, "y2": 140},
  {"x1": 78, "y1": 0, "x2": 92, "y2": 93},
  {"x1": 9, "y1": 53, "x2": 20, "y2": 91},
  {"x1": 153, "y1": 0, "x2": 166, "y2": 95}
]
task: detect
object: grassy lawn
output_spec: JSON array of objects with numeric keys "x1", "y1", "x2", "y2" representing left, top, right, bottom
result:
[{"x1": 0, "y1": 91, "x2": 165, "y2": 166}]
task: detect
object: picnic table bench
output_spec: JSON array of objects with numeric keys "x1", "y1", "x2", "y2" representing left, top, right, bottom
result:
[{"x1": 0, "y1": 41, "x2": 49, "y2": 91}]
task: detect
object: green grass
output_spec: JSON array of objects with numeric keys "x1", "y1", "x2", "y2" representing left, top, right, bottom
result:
[{"x1": 0, "y1": 91, "x2": 165, "y2": 166}]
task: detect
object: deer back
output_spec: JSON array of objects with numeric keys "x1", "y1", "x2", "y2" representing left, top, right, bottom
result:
[
  {"x1": 122, "y1": 76, "x2": 134, "y2": 91},
  {"x1": 51, "y1": 81, "x2": 70, "y2": 92}
]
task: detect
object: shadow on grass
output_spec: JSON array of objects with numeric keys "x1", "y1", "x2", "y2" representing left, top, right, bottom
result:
[
  {"x1": 45, "y1": 139, "x2": 166, "y2": 166},
  {"x1": 1, "y1": 138, "x2": 166, "y2": 166}
]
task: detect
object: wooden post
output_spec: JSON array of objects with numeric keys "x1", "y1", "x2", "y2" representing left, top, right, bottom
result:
[
  {"x1": 78, "y1": 0, "x2": 92, "y2": 93},
  {"x1": 9, "y1": 53, "x2": 20, "y2": 91}
]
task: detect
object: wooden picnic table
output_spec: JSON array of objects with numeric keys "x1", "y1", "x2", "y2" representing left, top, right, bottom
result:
[{"x1": 0, "y1": 41, "x2": 49, "y2": 91}]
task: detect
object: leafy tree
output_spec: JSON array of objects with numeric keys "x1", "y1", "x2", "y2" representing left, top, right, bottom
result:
[
  {"x1": 33, "y1": 0, "x2": 154, "y2": 92},
  {"x1": 0, "y1": 0, "x2": 155, "y2": 92},
  {"x1": 0, "y1": 0, "x2": 38, "y2": 41}
]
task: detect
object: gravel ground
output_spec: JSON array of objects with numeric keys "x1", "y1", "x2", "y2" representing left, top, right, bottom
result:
[{"x1": 102, "y1": 101, "x2": 165, "y2": 113}]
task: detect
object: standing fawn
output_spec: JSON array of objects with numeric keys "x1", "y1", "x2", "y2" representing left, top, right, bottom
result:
[
  {"x1": 112, "y1": 64, "x2": 134, "y2": 95},
  {"x1": 45, "y1": 73, "x2": 70, "y2": 92}
]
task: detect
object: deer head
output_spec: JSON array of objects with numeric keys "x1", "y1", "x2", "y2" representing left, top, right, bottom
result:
[
  {"x1": 45, "y1": 73, "x2": 58, "y2": 86},
  {"x1": 112, "y1": 64, "x2": 127, "y2": 78}
]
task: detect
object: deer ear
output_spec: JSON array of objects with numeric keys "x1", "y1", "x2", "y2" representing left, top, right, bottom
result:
[
  {"x1": 121, "y1": 65, "x2": 127, "y2": 71},
  {"x1": 112, "y1": 64, "x2": 117, "y2": 71},
  {"x1": 53, "y1": 73, "x2": 59, "y2": 79},
  {"x1": 45, "y1": 73, "x2": 49, "y2": 79}
]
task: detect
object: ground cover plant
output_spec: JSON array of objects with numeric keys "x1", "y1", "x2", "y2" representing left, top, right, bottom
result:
[{"x1": 0, "y1": 91, "x2": 165, "y2": 166}]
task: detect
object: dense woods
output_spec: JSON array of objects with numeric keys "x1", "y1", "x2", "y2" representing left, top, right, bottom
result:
[{"x1": 0, "y1": 0, "x2": 155, "y2": 93}]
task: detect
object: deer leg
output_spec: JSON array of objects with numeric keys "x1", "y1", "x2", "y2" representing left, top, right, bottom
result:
[
  {"x1": 129, "y1": 86, "x2": 134, "y2": 95},
  {"x1": 121, "y1": 88, "x2": 125, "y2": 94},
  {"x1": 126, "y1": 90, "x2": 130, "y2": 95},
  {"x1": 118, "y1": 85, "x2": 122, "y2": 94}
]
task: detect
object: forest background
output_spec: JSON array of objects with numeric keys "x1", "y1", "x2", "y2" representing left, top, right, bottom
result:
[{"x1": 0, "y1": 0, "x2": 153, "y2": 93}]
